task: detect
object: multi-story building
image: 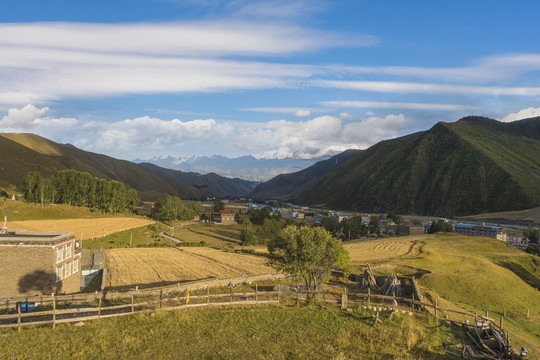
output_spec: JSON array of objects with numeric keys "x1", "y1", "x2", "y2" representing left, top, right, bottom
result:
[
  {"x1": 0, "y1": 229, "x2": 81, "y2": 298},
  {"x1": 213, "y1": 210, "x2": 236, "y2": 225},
  {"x1": 453, "y1": 223, "x2": 504, "y2": 238}
]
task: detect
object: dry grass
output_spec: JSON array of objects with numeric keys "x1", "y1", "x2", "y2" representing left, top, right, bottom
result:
[
  {"x1": 8, "y1": 217, "x2": 155, "y2": 240},
  {"x1": 104, "y1": 247, "x2": 274, "y2": 289},
  {"x1": 345, "y1": 236, "x2": 420, "y2": 263}
]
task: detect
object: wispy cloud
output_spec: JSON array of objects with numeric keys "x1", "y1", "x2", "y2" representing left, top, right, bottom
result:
[
  {"x1": 321, "y1": 101, "x2": 478, "y2": 111},
  {"x1": 318, "y1": 80, "x2": 540, "y2": 96},
  {"x1": 241, "y1": 107, "x2": 322, "y2": 117}
]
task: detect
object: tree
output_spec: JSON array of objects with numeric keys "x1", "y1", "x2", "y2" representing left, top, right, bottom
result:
[
  {"x1": 213, "y1": 200, "x2": 225, "y2": 212},
  {"x1": 340, "y1": 216, "x2": 367, "y2": 240},
  {"x1": 240, "y1": 218, "x2": 255, "y2": 245},
  {"x1": 256, "y1": 218, "x2": 281, "y2": 244},
  {"x1": 429, "y1": 219, "x2": 453, "y2": 233},
  {"x1": 268, "y1": 225, "x2": 350, "y2": 291},
  {"x1": 368, "y1": 216, "x2": 380, "y2": 235},
  {"x1": 126, "y1": 189, "x2": 140, "y2": 214},
  {"x1": 22, "y1": 171, "x2": 43, "y2": 203}
]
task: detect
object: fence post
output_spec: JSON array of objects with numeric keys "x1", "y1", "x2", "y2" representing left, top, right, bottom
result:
[
  {"x1": 367, "y1": 287, "x2": 371, "y2": 306},
  {"x1": 255, "y1": 283, "x2": 258, "y2": 306},
  {"x1": 230, "y1": 286, "x2": 233, "y2": 305},
  {"x1": 207, "y1": 287, "x2": 210, "y2": 306},
  {"x1": 278, "y1": 285, "x2": 281, "y2": 306},
  {"x1": 341, "y1": 288, "x2": 348, "y2": 310},
  {"x1": 160, "y1": 289, "x2": 163, "y2": 311},
  {"x1": 323, "y1": 289, "x2": 326, "y2": 303},
  {"x1": 296, "y1": 286, "x2": 299, "y2": 305},
  {"x1": 17, "y1": 302, "x2": 21, "y2": 332},
  {"x1": 486, "y1": 309, "x2": 489, "y2": 318},
  {"x1": 131, "y1": 294, "x2": 134, "y2": 313},
  {"x1": 434, "y1": 299, "x2": 438, "y2": 318},
  {"x1": 411, "y1": 291, "x2": 414, "y2": 311},
  {"x1": 52, "y1": 294, "x2": 56, "y2": 329},
  {"x1": 526, "y1": 309, "x2": 529, "y2": 318},
  {"x1": 98, "y1": 296, "x2": 102, "y2": 319},
  {"x1": 503, "y1": 309, "x2": 506, "y2": 317},
  {"x1": 500, "y1": 316, "x2": 503, "y2": 330}
]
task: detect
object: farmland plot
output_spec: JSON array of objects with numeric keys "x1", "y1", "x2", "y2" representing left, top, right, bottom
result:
[
  {"x1": 8, "y1": 217, "x2": 154, "y2": 240},
  {"x1": 345, "y1": 236, "x2": 420, "y2": 263},
  {"x1": 104, "y1": 247, "x2": 274, "y2": 289}
]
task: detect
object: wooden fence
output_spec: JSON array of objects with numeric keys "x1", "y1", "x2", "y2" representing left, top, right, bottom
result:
[{"x1": 0, "y1": 284, "x2": 525, "y2": 336}]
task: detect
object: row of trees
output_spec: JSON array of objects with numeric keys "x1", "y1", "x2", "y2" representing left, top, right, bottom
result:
[
  {"x1": 151, "y1": 195, "x2": 203, "y2": 221},
  {"x1": 22, "y1": 170, "x2": 139, "y2": 214}
]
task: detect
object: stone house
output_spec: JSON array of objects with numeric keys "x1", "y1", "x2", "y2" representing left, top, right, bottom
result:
[{"x1": 0, "y1": 229, "x2": 81, "y2": 298}]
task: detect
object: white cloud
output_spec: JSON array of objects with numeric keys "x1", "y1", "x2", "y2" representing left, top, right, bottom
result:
[
  {"x1": 499, "y1": 107, "x2": 540, "y2": 122},
  {"x1": 339, "y1": 112, "x2": 355, "y2": 120},
  {"x1": 295, "y1": 110, "x2": 311, "y2": 117},
  {"x1": 0, "y1": 104, "x2": 77, "y2": 130},
  {"x1": 0, "y1": 105, "x2": 408, "y2": 160},
  {"x1": 322, "y1": 100, "x2": 478, "y2": 111}
]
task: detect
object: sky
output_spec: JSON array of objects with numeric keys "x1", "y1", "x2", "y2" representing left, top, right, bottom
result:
[{"x1": 1, "y1": 0, "x2": 540, "y2": 161}]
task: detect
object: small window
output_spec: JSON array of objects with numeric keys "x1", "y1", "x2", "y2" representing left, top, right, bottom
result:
[
  {"x1": 73, "y1": 259, "x2": 79, "y2": 273},
  {"x1": 65, "y1": 262, "x2": 71, "y2": 278},
  {"x1": 65, "y1": 244, "x2": 72, "y2": 259},
  {"x1": 56, "y1": 265, "x2": 63, "y2": 281},
  {"x1": 56, "y1": 246, "x2": 64, "y2": 263}
]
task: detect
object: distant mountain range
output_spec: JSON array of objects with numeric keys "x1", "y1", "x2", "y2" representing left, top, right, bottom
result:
[
  {"x1": 135, "y1": 154, "x2": 329, "y2": 181},
  {"x1": 249, "y1": 149, "x2": 362, "y2": 200},
  {"x1": 0, "y1": 133, "x2": 258, "y2": 200},
  {"x1": 294, "y1": 116, "x2": 540, "y2": 216}
]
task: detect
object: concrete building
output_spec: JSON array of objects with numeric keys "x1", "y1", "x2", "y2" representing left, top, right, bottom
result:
[
  {"x1": 453, "y1": 223, "x2": 504, "y2": 238},
  {"x1": 213, "y1": 210, "x2": 236, "y2": 224},
  {"x1": 0, "y1": 229, "x2": 81, "y2": 298}
]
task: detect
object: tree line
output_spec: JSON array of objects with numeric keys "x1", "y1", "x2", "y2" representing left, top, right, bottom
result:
[
  {"x1": 22, "y1": 170, "x2": 140, "y2": 214},
  {"x1": 151, "y1": 195, "x2": 203, "y2": 221}
]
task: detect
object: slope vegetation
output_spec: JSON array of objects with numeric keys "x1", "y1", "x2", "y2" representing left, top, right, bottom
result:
[
  {"x1": 0, "y1": 133, "x2": 253, "y2": 200},
  {"x1": 296, "y1": 116, "x2": 540, "y2": 216}
]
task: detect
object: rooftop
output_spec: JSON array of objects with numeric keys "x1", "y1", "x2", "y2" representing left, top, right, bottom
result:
[{"x1": 0, "y1": 229, "x2": 74, "y2": 245}]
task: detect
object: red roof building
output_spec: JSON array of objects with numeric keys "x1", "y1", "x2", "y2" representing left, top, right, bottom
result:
[{"x1": 213, "y1": 210, "x2": 235, "y2": 224}]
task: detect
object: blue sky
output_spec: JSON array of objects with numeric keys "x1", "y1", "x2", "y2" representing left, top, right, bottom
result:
[{"x1": 1, "y1": 0, "x2": 539, "y2": 161}]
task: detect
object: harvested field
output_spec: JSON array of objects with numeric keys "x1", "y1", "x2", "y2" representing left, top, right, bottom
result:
[
  {"x1": 7, "y1": 217, "x2": 154, "y2": 240},
  {"x1": 345, "y1": 236, "x2": 420, "y2": 263},
  {"x1": 104, "y1": 247, "x2": 274, "y2": 290}
]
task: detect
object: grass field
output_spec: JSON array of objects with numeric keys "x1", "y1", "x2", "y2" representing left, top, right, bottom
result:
[
  {"x1": 8, "y1": 217, "x2": 155, "y2": 240},
  {"x1": 347, "y1": 233, "x2": 540, "y2": 357},
  {"x1": 0, "y1": 305, "x2": 464, "y2": 360},
  {"x1": 466, "y1": 205, "x2": 540, "y2": 223},
  {"x1": 83, "y1": 222, "x2": 175, "y2": 248},
  {"x1": 344, "y1": 237, "x2": 417, "y2": 262},
  {"x1": 0, "y1": 199, "x2": 130, "y2": 221},
  {"x1": 104, "y1": 247, "x2": 274, "y2": 290},
  {"x1": 169, "y1": 222, "x2": 243, "y2": 246}
]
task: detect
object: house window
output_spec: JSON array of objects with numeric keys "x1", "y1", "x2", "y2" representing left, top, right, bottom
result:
[
  {"x1": 73, "y1": 258, "x2": 79, "y2": 273},
  {"x1": 65, "y1": 262, "x2": 71, "y2": 278},
  {"x1": 56, "y1": 246, "x2": 64, "y2": 263},
  {"x1": 65, "y1": 243, "x2": 72, "y2": 259},
  {"x1": 56, "y1": 265, "x2": 63, "y2": 281}
]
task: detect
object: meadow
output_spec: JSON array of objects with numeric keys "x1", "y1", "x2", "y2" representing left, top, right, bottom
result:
[{"x1": 0, "y1": 305, "x2": 463, "y2": 360}]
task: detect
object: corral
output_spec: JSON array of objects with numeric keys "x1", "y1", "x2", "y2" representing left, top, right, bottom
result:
[{"x1": 104, "y1": 247, "x2": 275, "y2": 290}]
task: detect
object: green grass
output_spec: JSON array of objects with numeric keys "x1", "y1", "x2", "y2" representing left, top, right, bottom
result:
[
  {"x1": 0, "y1": 305, "x2": 464, "y2": 360},
  {"x1": 355, "y1": 233, "x2": 540, "y2": 358},
  {"x1": 83, "y1": 223, "x2": 175, "y2": 249},
  {"x1": 171, "y1": 222, "x2": 244, "y2": 247},
  {"x1": 0, "y1": 199, "x2": 129, "y2": 221}
]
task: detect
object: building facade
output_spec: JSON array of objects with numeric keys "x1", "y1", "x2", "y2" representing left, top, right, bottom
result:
[
  {"x1": 453, "y1": 223, "x2": 504, "y2": 238},
  {"x1": 213, "y1": 210, "x2": 235, "y2": 225},
  {"x1": 0, "y1": 229, "x2": 81, "y2": 298}
]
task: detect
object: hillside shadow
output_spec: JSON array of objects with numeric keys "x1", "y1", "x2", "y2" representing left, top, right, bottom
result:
[
  {"x1": 18, "y1": 270, "x2": 62, "y2": 295},
  {"x1": 497, "y1": 261, "x2": 540, "y2": 291}
]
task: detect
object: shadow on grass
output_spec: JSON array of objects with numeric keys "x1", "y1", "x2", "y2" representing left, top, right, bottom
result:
[{"x1": 497, "y1": 261, "x2": 540, "y2": 291}]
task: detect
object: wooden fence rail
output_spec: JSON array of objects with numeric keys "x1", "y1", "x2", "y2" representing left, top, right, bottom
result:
[{"x1": 0, "y1": 285, "x2": 523, "y2": 336}]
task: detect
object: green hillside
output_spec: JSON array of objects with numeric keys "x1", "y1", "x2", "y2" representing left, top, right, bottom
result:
[
  {"x1": 296, "y1": 116, "x2": 540, "y2": 216},
  {"x1": 0, "y1": 133, "x2": 231, "y2": 201}
]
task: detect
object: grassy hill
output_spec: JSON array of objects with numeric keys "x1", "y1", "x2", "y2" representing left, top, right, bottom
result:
[
  {"x1": 346, "y1": 233, "x2": 540, "y2": 357},
  {"x1": 296, "y1": 116, "x2": 540, "y2": 216},
  {"x1": 0, "y1": 133, "x2": 255, "y2": 200},
  {"x1": 249, "y1": 149, "x2": 362, "y2": 200}
]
